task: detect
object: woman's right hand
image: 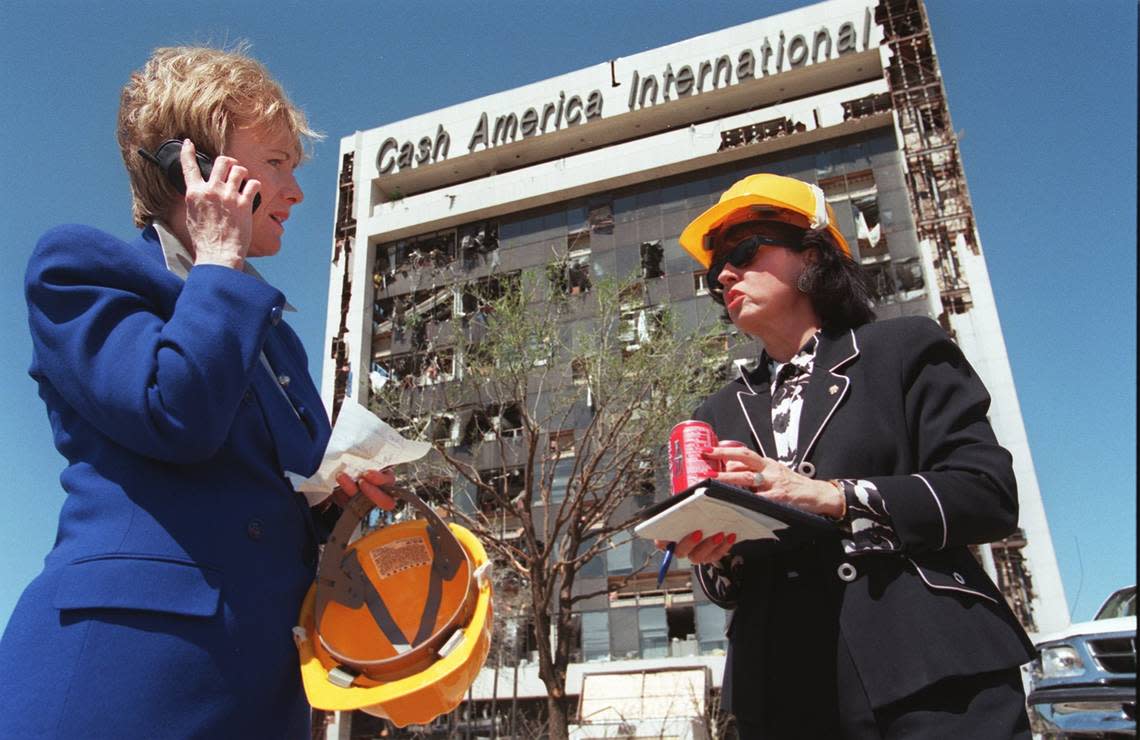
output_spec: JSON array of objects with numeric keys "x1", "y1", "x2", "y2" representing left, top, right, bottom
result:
[
  {"x1": 655, "y1": 530, "x2": 736, "y2": 565},
  {"x1": 333, "y1": 469, "x2": 397, "y2": 511},
  {"x1": 180, "y1": 139, "x2": 261, "y2": 270}
]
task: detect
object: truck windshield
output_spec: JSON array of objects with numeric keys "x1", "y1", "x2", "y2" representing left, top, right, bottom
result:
[{"x1": 1095, "y1": 586, "x2": 1137, "y2": 620}]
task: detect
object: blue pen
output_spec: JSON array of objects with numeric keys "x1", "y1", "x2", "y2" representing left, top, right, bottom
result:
[{"x1": 657, "y1": 542, "x2": 676, "y2": 586}]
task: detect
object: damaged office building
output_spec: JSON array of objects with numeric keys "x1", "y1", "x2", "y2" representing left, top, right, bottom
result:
[{"x1": 320, "y1": 0, "x2": 1067, "y2": 736}]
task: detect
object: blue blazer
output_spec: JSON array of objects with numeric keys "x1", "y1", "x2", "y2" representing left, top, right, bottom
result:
[{"x1": 0, "y1": 224, "x2": 332, "y2": 738}]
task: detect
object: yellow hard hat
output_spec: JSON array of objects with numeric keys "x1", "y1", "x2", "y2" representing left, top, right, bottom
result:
[
  {"x1": 295, "y1": 489, "x2": 493, "y2": 727},
  {"x1": 679, "y1": 173, "x2": 850, "y2": 267}
]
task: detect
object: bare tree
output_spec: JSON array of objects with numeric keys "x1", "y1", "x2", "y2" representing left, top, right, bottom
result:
[{"x1": 370, "y1": 272, "x2": 725, "y2": 740}]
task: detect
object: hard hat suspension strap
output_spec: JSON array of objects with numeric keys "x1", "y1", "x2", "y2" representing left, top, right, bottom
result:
[
  {"x1": 314, "y1": 486, "x2": 476, "y2": 681},
  {"x1": 336, "y1": 548, "x2": 413, "y2": 652}
]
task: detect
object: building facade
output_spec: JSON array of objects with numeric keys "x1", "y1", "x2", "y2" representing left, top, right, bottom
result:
[{"x1": 321, "y1": 0, "x2": 1067, "y2": 734}]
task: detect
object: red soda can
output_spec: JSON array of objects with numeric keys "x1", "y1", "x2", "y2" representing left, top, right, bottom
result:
[{"x1": 669, "y1": 420, "x2": 719, "y2": 494}]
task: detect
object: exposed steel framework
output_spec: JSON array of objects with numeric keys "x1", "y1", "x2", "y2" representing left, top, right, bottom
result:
[
  {"x1": 876, "y1": 0, "x2": 976, "y2": 321},
  {"x1": 330, "y1": 152, "x2": 357, "y2": 422},
  {"x1": 879, "y1": 0, "x2": 1037, "y2": 632}
]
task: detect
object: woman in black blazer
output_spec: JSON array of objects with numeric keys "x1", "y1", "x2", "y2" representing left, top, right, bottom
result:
[{"x1": 666, "y1": 174, "x2": 1035, "y2": 739}]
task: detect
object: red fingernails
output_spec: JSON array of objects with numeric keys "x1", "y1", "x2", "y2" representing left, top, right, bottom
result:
[
  {"x1": 712, "y1": 533, "x2": 725, "y2": 544},
  {"x1": 690, "y1": 531, "x2": 703, "y2": 542},
  {"x1": 727, "y1": 533, "x2": 737, "y2": 544}
]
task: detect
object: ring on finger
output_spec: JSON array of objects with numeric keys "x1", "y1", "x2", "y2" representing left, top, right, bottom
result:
[{"x1": 752, "y1": 471, "x2": 765, "y2": 488}]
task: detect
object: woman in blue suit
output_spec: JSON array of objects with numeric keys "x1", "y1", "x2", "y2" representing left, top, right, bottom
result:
[{"x1": 0, "y1": 45, "x2": 393, "y2": 738}]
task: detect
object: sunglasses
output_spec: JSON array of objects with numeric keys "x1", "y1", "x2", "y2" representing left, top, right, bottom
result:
[{"x1": 706, "y1": 233, "x2": 796, "y2": 304}]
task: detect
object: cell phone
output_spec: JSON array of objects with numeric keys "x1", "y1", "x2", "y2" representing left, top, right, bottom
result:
[{"x1": 138, "y1": 139, "x2": 261, "y2": 212}]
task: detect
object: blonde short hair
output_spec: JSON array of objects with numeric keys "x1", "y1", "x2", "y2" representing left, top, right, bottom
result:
[{"x1": 117, "y1": 43, "x2": 321, "y2": 227}]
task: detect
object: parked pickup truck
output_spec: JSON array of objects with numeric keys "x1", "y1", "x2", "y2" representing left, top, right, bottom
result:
[{"x1": 1027, "y1": 585, "x2": 1136, "y2": 738}]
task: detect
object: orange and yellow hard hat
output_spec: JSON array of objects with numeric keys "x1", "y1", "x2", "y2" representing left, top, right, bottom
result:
[
  {"x1": 679, "y1": 173, "x2": 850, "y2": 267},
  {"x1": 295, "y1": 490, "x2": 493, "y2": 727}
]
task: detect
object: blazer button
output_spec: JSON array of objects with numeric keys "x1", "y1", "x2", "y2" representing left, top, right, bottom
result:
[
  {"x1": 796, "y1": 461, "x2": 816, "y2": 478},
  {"x1": 836, "y1": 562, "x2": 857, "y2": 582},
  {"x1": 270, "y1": 305, "x2": 283, "y2": 326},
  {"x1": 952, "y1": 571, "x2": 966, "y2": 585},
  {"x1": 247, "y1": 519, "x2": 264, "y2": 541}
]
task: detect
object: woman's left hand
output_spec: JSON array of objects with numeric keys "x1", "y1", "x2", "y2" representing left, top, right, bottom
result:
[
  {"x1": 332, "y1": 469, "x2": 397, "y2": 511},
  {"x1": 702, "y1": 445, "x2": 845, "y2": 519}
]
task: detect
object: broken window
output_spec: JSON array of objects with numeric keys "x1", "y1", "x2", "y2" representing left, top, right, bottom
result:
[
  {"x1": 409, "y1": 230, "x2": 456, "y2": 269},
  {"x1": 567, "y1": 257, "x2": 592, "y2": 295},
  {"x1": 863, "y1": 258, "x2": 925, "y2": 304},
  {"x1": 464, "y1": 410, "x2": 493, "y2": 444},
  {"x1": 894, "y1": 257, "x2": 925, "y2": 293},
  {"x1": 693, "y1": 270, "x2": 710, "y2": 295},
  {"x1": 587, "y1": 202, "x2": 614, "y2": 234},
  {"x1": 548, "y1": 251, "x2": 592, "y2": 297},
  {"x1": 427, "y1": 413, "x2": 458, "y2": 446},
  {"x1": 375, "y1": 228, "x2": 457, "y2": 276},
  {"x1": 863, "y1": 262, "x2": 897, "y2": 304},
  {"x1": 851, "y1": 193, "x2": 887, "y2": 261},
  {"x1": 375, "y1": 288, "x2": 454, "y2": 350},
  {"x1": 619, "y1": 305, "x2": 666, "y2": 353},
  {"x1": 819, "y1": 170, "x2": 888, "y2": 264},
  {"x1": 372, "y1": 347, "x2": 456, "y2": 388},
  {"x1": 491, "y1": 468, "x2": 525, "y2": 502},
  {"x1": 666, "y1": 603, "x2": 697, "y2": 656},
  {"x1": 496, "y1": 404, "x2": 524, "y2": 437},
  {"x1": 842, "y1": 92, "x2": 892, "y2": 121},
  {"x1": 567, "y1": 227, "x2": 591, "y2": 252},
  {"x1": 458, "y1": 272, "x2": 517, "y2": 316},
  {"x1": 640, "y1": 240, "x2": 664, "y2": 279},
  {"x1": 459, "y1": 220, "x2": 499, "y2": 268},
  {"x1": 631, "y1": 462, "x2": 657, "y2": 509},
  {"x1": 475, "y1": 467, "x2": 525, "y2": 515},
  {"x1": 717, "y1": 117, "x2": 796, "y2": 151},
  {"x1": 571, "y1": 357, "x2": 590, "y2": 385},
  {"x1": 463, "y1": 403, "x2": 524, "y2": 443},
  {"x1": 549, "y1": 429, "x2": 576, "y2": 456}
]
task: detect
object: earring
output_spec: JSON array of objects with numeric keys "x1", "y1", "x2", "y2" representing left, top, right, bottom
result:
[{"x1": 797, "y1": 272, "x2": 811, "y2": 293}]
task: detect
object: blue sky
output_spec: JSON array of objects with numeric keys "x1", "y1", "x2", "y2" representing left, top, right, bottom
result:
[{"x1": 0, "y1": 0, "x2": 1134, "y2": 628}]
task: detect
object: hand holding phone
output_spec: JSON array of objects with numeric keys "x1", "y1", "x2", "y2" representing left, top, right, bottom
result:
[{"x1": 138, "y1": 139, "x2": 261, "y2": 212}]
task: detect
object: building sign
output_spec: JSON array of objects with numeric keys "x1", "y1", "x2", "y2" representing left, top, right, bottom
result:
[{"x1": 375, "y1": 5, "x2": 875, "y2": 176}]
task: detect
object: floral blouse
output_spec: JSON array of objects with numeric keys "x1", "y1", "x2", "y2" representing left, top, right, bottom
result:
[{"x1": 696, "y1": 333, "x2": 902, "y2": 608}]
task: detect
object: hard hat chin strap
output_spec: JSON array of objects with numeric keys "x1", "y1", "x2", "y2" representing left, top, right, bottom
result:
[{"x1": 314, "y1": 486, "x2": 474, "y2": 683}]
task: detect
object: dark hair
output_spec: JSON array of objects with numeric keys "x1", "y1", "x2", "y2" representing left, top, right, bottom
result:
[
  {"x1": 713, "y1": 220, "x2": 876, "y2": 330},
  {"x1": 792, "y1": 228, "x2": 876, "y2": 329}
]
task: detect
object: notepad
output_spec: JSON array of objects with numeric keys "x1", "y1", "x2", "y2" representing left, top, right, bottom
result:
[{"x1": 632, "y1": 479, "x2": 836, "y2": 544}]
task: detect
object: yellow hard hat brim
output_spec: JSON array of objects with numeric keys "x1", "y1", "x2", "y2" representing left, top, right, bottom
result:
[
  {"x1": 679, "y1": 194, "x2": 850, "y2": 268},
  {"x1": 297, "y1": 523, "x2": 493, "y2": 728}
]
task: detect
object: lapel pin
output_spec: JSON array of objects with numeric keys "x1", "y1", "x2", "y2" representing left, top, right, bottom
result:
[
  {"x1": 277, "y1": 375, "x2": 291, "y2": 388},
  {"x1": 828, "y1": 384, "x2": 839, "y2": 395}
]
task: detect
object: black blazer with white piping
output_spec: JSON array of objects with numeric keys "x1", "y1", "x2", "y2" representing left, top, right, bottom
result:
[{"x1": 693, "y1": 315, "x2": 1036, "y2": 710}]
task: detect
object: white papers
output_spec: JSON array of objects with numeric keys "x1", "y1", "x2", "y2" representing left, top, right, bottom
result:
[
  {"x1": 633, "y1": 487, "x2": 789, "y2": 543},
  {"x1": 286, "y1": 397, "x2": 431, "y2": 506}
]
